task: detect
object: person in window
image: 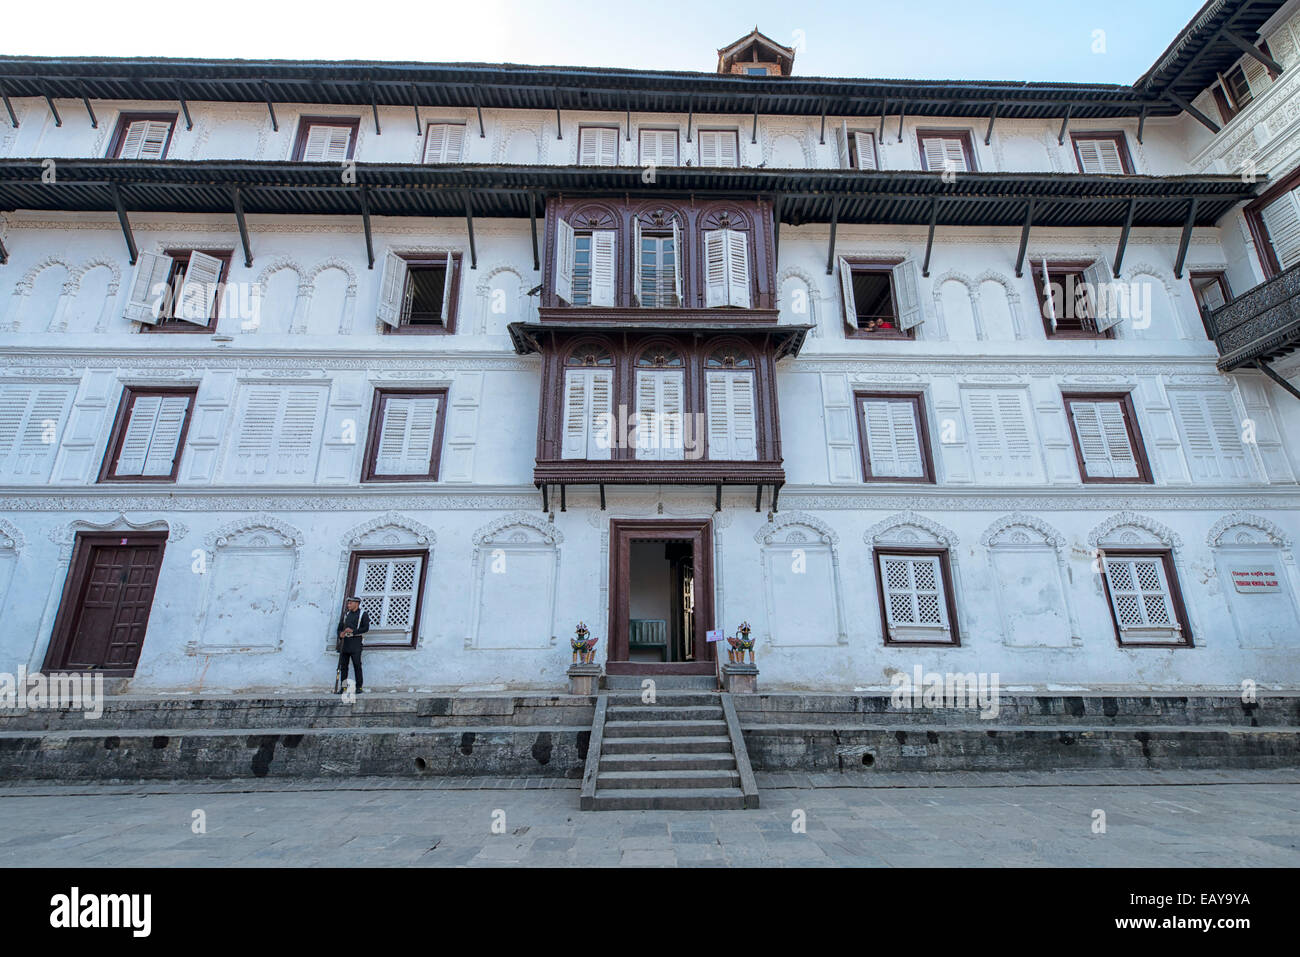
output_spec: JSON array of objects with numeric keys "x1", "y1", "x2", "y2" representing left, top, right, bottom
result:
[{"x1": 335, "y1": 596, "x2": 369, "y2": 694}]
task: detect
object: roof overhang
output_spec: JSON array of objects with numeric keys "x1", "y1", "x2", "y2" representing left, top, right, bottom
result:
[{"x1": 507, "y1": 321, "x2": 813, "y2": 360}]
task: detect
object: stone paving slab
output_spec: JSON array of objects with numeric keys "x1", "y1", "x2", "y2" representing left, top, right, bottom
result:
[{"x1": 0, "y1": 773, "x2": 1296, "y2": 867}]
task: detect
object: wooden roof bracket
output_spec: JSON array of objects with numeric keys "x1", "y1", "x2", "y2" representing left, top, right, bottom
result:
[
  {"x1": 1254, "y1": 359, "x2": 1300, "y2": 401},
  {"x1": 825, "y1": 196, "x2": 840, "y2": 275},
  {"x1": 474, "y1": 86, "x2": 486, "y2": 138},
  {"x1": 411, "y1": 83, "x2": 422, "y2": 135},
  {"x1": 752, "y1": 96, "x2": 759, "y2": 144},
  {"x1": 109, "y1": 183, "x2": 138, "y2": 265},
  {"x1": 686, "y1": 94, "x2": 693, "y2": 143},
  {"x1": 772, "y1": 193, "x2": 783, "y2": 259},
  {"x1": 176, "y1": 87, "x2": 191, "y2": 130},
  {"x1": 599, "y1": 484, "x2": 607, "y2": 510},
  {"x1": 818, "y1": 98, "x2": 827, "y2": 144},
  {"x1": 1164, "y1": 90, "x2": 1219, "y2": 133},
  {"x1": 464, "y1": 191, "x2": 477, "y2": 269},
  {"x1": 922, "y1": 197, "x2": 939, "y2": 277},
  {"x1": 0, "y1": 234, "x2": 8, "y2": 265},
  {"x1": 369, "y1": 82, "x2": 381, "y2": 135},
  {"x1": 879, "y1": 101, "x2": 887, "y2": 140},
  {"x1": 1174, "y1": 197, "x2": 1199, "y2": 278},
  {"x1": 896, "y1": 102, "x2": 905, "y2": 143},
  {"x1": 984, "y1": 102, "x2": 999, "y2": 145},
  {"x1": 715, "y1": 483, "x2": 722, "y2": 512},
  {"x1": 560, "y1": 483, "x2": 566, "y2": 512},
  {"x1": 529, "y1": 190, "x2": 540, "y2": 270},
  {"x1": 44, "y1": 93, "x2": 61, "y2": 127},
  {"x1": 1137, "y1": 104, "x2": 1147, "y2": 144},
  {"x1": 540, "y1": 483, "x2": 549, "y2": 513},
  {"x1": 1014, "y1": 198, "x2": 1035, "y2": 278},
  {"x1": 359, "y1": 186, "x2": 374, "y2": 269},
  {"x1": 261, "y1": 83, "x2": 278, "y2": 132},
  {"x1": 81, "y1": 88, "x2": 97, "y2": 129},
  {"x1": 231, "y1": 186, "x2": 253, "y2": 267},
  {"x1": 1222, "y1": 30, "x2": 1284, "y2": 75},
  {"x1": 1113, "y1": 197, "x2": 1136, "y2": 278},
  {"x1": 771, "y1": 482, "x2": 781, "y2": 513},
  {"x1": 0, "y1": 88, "x2": 16, "y2": 127},
  {"x1": 554, "y1": 87, "x2": 562, "y2": 140},
  {"x1": 1057, "y1": 103, "x2": 1072, "y2": 145}
]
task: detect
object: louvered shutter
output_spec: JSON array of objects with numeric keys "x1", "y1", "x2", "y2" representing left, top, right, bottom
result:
[
  {"x1": 1198, "y1": 279, "x2": 1227, "y2": 311},
  {"x1": 967, "y1": 390, "x2": 1036, "y2": 481},
  {"x1": 1082, "y1": 258, "x2": 1121, "y2": 331},
  {"x1": 579, "y1": 127, "x2": 617, "y2": 166},
  {"x1": 374, "y1": 395, "x2": 440, "y2": 476},
  {"x1": 922, "y1": 136, "x2": 966, "y2": 172},
  {"x1": 632, "y1": 217, "x2": 644, "y2": 305},
  {"x1": 1242, "y1": 54, "x2": 1273, "y2": 98},
  {"x1": 878, "y1": 554, "x2": 950, "y2": 640},
  {"x1": 115, "y1": 395, "x2": 159, "y2": 475},
  {"x1": 302, "y1": 124, "x2": 352, "y2": 161},
  {"x1": 123, "y1": 251, "x2": 174, "y2": 324},
  {"x1": 356, "y1": 554, "x2": 424, "y2": 644},
  {"x1": 277, "y1": 389, "x2": 321, "y2": 476},
  {"x1": 1040, "y1": 258, "x2": 1057, "y2": 332},
  {"x1": 423, "y1": 123, "x2": 465, "y2": 163},
  {"x1": 1103, "y1": 555, "x2": 1181, "y2": 641},
  {"x1": 854, "y1": 132, "x2": 877, "y2": 170},
  {"x1": 142, "y1": 394, "x2": 189, "y2": 476},
  {"x1": 862, "y1": 398, "x2": 924, "y2": 478},
  {"x1": 892, "y1": 259, "x2": 924, "y2": 329},
  {"x1": 834, "y1": 120, "x2": 850, "y2": 169},
  {"x1": 698, "y1": 130, "x2": 737, "y2": 167},
  {"x1": 639, "y1": 129, "x2": 677, "y2": 165},
  {"x1": 699, "y1": 130, "x2": 719, "y2": 167},
  {"x1": 589, "y1": 230, "x2": 616, "y2": 307},
  {"x1": 1075, "y1": 137, "x2": 1125, "y2": 174},
  {"x1": 175, "y1": 251, "x2": 224, "y2": 325},
  {"x1": 705, "y1": 370, "x2": 757, "y2": 461},
  {"x1": 838, "y1": 257, "x2": 858, "y2": 329},
  {"x1": 376, "y1": 249, "x2": 408, "y2": 327},
  {"x1": 119, "y1": 119, "x2": 171, "y2": 159},
  {"x1": 560, "y1": 370, "x2": 612, "y2": 461},
  {"x1": 439, "y1": 251, "x2": 454, "y2": 325},
  {"x1": 1170, "y1": 391, "x2": 1252, "y2": 481},
  {"x1": 230, "y1": 386, "x2": 324, "y2": 480},
  {"x1": 704, "y1": 230, "x2": 728, "y2": 307},
  {"x1": 554, "y1": 218, "x2": 575, "y2": 304},
  {"x1": 1069, "y1": 399, "x2": 1139, "y2": 479},
  {"x1": 725, "y1": 230, "x2": 751, "y2": 308},
  {"x1": 634, "y1": 370, "x2": 685, "y2": 461},
  {"x1": 1260, "y1": 188, "x2": 1300, "y2": 271},
  {"x1": 119, "y1": 121, "x2": 146, "y2": 159},
  {"x1": 671, "y1": 218, "x2": 683, "y2": 305},
  {"x1": 0, "y1": 385, "x2": 73, "y2": 479}
]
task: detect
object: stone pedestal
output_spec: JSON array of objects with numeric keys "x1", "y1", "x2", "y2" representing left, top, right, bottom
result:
[
  {"x1": 567, "y1": 662, "x2": 603, "y2": 695},
  {"x1": 721, "y1": 662, "x2": 758, "y2": 694}
]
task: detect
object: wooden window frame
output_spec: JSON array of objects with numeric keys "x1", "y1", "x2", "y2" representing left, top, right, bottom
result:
[
  {"x1": 1098, "y1": 548, "x2": 1194, "y2": 649},
  {"x1": 846, "y1": 129, "x2": 879, "y2": 169},
  {"x1": 96, "y1": 385, "x2": 196, "y2": 483},
  {"x1": 695, "y1": 128, "x2": 740, "y2": 167},
  {"x1": 1031, "y1": 259, "x2": 1115, "y2": 340},
  {"x1": 360, "y1": 387, "x2": 449, "y2": 483},
  {"x1": 1188, "y1": 270, "x2": 1233, "y2": 336},
  {"x1": 139, "y1": 248, "x2": 234, "y2": 334},
  {"x1": 842, "y1": 259, "x2": 915, "y2": 339},
  {"x1": 384, "y1": 252, "x2": 463, "y2": 335},
  {"x1": 915, "y1": 128, "x2": 977, "y2": 172},
  {"x1": 106, "y1": 112, "x2": 177, "y2": 159},
  {"x1": 1061, "y1": 391, "x2": 1153, "y2": 485},
  {"x1": 577, "y1": 125, "x2": 621, "y2": 166},
  {"x1": 873, "y1": 546, "x2": 961, "y2": 647},
  {"x1": 343, "y1": 548, "x2": 429, "y2": 650},
  {"x1": 853, "y1": 391, "x2": 935, "y2": 483},
  {"x1": 1069, "y1": 131, "x2": 1134, "y2": 174},
  {"x1": 290, "y1": 116, "x2": 360, "y2": 161},
  {"x1": 1244, "y1": 165, "x2": 1300, "y2": 279},
  {"x1": 421, "y1": 121, "x2": 468, "y2": 163},
  {"x1": 637, "y1": 127, "x2": 681, "y2": 166}
]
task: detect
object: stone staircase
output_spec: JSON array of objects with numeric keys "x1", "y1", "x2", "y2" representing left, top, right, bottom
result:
[{"x1": 581, "y1": 676, "x2": 759, "y2": 810}]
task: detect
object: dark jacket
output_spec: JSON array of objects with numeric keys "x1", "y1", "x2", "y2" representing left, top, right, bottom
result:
[{"x1": 337, "y1": 607, "x2": 370, "y2": 654}]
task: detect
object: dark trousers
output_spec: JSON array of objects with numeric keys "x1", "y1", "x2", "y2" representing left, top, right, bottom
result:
[{"x1": 336, "y1": 650, "x2": 363, "y2": 690}]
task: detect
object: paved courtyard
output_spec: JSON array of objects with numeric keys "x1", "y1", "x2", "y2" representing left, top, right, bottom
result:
[{"x1": 2, "y1": 770, "x2": 1296, "y2": 867}]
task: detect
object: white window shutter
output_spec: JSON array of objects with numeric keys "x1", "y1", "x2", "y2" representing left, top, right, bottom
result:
[
  {"x1": 717, "y1": 132, "x2": 738, "y2": 166},
  {"x1": 356, "y1": 555, "x2": 424, "y2": 644},
  {"x1": 639, "y1": 129, "x2": 677, "y2": 166},
  {"x1": 1170, "y1": 391, "x2": 1252, "y2": 481},
  {"x1": 588, "y1": 370, "x2": 613, "y2": 460},
  {"x1": 302, "y1": 125, "x2": 352, "y2": 162},
  {"x1": 1198, "y1": 279, "x2": 1227, "y2": 311},
  {"x1": 704, "y1": 230, "x2": 727, "y2": 307},
  {"x1": 119, "y1": 121, "x2": 147, "y2": 159},
  {"x1": 879, "y1": 554, "x2": 950, "y2": 640},
  {"x1": 893, "y1": 259, "x2": 924, "y2": 329},
  {"x1": 1082, "y1": 258, "x2": 1121, "y2": 331},
  {"x1": 1260, "y1": 188, "x2": 1300, "y2": 271},
  {"x1": 580, "y1": 127, "x2": 617, "y2": 166},
  {"x1": 705, "y1": 370, "x2": 757, "y2": 461},
  {"x1": 1242, "y1": 55, "x2": 1273, "y2": 97},
  {"x1": 302, "y1": 125, "x2": 329, "y2": 161},
  {"x1": 231, "y1": 387, "x2": 280, "y2": 477},
  {"x1": 554, "y1": 218, "x2": 575, "y2": 304},
  {"x1": 230, "y1": 386, "x2": 324, "y2": 480},
  {"x1": 635, "y1": 370, "x2": 685, "y2": 461},
  {"x1": 967, "y1": 390, "x2": 1036, "y2": 481},
  {"x1": 422, "y1": 124, "x2": 445, "y2": 163},
  {"x1": 277, "y1": 388, "x2": 323, "y2": 476},
  {"x1": 863, "y1": 399, "x2": 924, "y2": 478},
  {"x1": 375, "y1": 395, "x2": 440, "y2": 475},
  {"x1": 560, "y1": 370, "x2": 612, "y2": 461},
  {"x1": 922, "y1": 137, "x2": 949, "y2": 172},
  {"x1": 443, "y1": 123, "x2": 465, "y2": 162},
  {"x1": 632, "y1": 217, "x2": 644, "y2": 306},
  {"x1": 141, "y1": 394, "x2": 190, "y2": 476},
  {"x1": 589, "y1": 230, "x2": 616, "y2": 307},
  {"x1": 138, "y1": 121, "x2": 171, "y2": 160},
  {"x1": 440, "y1": 251, "x2": 454, "y2": 325},
  {"x1": 598, "y1": 127, "x2": 618, "y2": 165},
  {"x1": 175, "y1": 251, "x2": 224, "y2": 325},
  {"x1": 705, "y1": 371, "x2": 732, "y2": 459},
  {"x1": 0, "y1": 385, "x2": 72, "y2": 479},
  {"x1": 1070, "y1": 400, "x2": 1138, "y2": 479},
  {"x1": 838, "y1": 257, "x2": 858, "y2": 329},
  {"x1": 853, "y1": 131, "x2": 877, "y2": 170},
  {"x1": 834, "y1": 120, "x2": 850, "y2": 169},
  {"x1": 1103, "y1": 556, "x2": 1180, "y2": 640},
  {"x1": 725, "y1": 230, "x2": 751, "y2": 308},
  {"x1": 115, "y1": 395, "x2": 161, "y2": 476},
  {"x1": 560, "y1": 372, "x2": 589, "y2": 459},
  {"x1": 671, "y1": 218, "x2": 683, "y2": 305},
  {"x1": 699, "y1": 130, "x2": 719, "y2": 167},
  {"x1": 1076, "y1": 138, "x2": 1124, "y2": 174},
  {"x1": 1040, "y1": 258, "x2": 1057, "y2": 331},
  {"x1": 377, "y1": 250, "x2": 408, "y2": 327},
  {"x1": 124, "y1": 251, "x2": 173, "y2": 324},
  {"x1": 943, "y1": 138, "x2": 968, "y2": 172}
]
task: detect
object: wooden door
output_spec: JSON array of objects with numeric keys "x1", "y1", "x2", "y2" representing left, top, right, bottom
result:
[{"x1": 44, "y1": 533, "x2": 166, "y2": 675}]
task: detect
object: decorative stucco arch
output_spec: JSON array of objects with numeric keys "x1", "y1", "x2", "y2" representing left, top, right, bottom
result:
[
  {"x1": 474, "y1": 262, "x2": 532, "y2": 332},
  {"x1": 973, "y1": 269, "x2": 1026, "y2": 339},
  {"x1": 754, "y1": 512, "x2": 847, "y2": 645},
  {"x1": 775, "y1": 264, "x2": 821, "y2": 334},
  {"x1": 466, "y1": 512, "x2": 562, "y2": 650},
  {"x1": 304, "y1": 257, "x2": 359, "y2": 334},
  {"x1": 252, "y1": 257, "x2": 306, "y2": 334},
  {"x1": 3, "y1": 257, "x2": 76, "y2": 331},
  {"x1": 929, "y1": 270, "x2": 977, "y2": 340},
  {"x1": 1087, "y1": 510, "x2": 1183, "y2": 553},
  {"x1": 1207, "y1": 511, "x2": 1292, "y2": 549},
  {"x1": 979, "y1": 512, "x2": 1080, "y2": 646}
]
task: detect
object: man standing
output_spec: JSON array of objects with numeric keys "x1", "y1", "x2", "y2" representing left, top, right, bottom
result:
[{"x1": 335, "y1": 596, "x2": 369, "y2": 694}]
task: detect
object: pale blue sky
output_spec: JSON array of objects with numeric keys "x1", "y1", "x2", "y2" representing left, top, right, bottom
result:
[{"x1": 6, "y1": 0, "x2": 1206, "y2": 85}]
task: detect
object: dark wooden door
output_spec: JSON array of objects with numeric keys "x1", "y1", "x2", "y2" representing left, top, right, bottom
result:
[{"x1": 45, "y1": 533, "x2": 166, "y2": 675}]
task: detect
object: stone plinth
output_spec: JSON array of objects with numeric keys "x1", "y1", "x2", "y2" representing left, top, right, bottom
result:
[
  {"x1": 721, "y1": 662, "x2": 758, "y2": 694},
  {"x1": 567, "y1": 662, "x2": 603, "y2": 695}
]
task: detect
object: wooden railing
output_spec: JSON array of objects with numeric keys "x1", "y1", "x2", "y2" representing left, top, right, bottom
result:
[{"x1": 1207, "y1": 262, "x2": 1300, "y2": 371}]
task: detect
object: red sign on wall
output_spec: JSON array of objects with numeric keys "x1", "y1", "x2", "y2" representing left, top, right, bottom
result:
[{"x1": 1230, "y1": 566, "x2": 1280, "y2": 594}]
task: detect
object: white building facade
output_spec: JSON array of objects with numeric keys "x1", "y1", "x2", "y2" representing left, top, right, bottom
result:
[{"x1": 1, "y1": 6, "x2": 1299, "y2": 694}]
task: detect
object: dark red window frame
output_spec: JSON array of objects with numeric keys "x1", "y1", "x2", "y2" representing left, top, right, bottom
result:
[
  {"x1": 140, "y1": 248, "x2": 234, "y2": 334},
  {"x1": 343, "y1": 548, "x2": 430, "y2": 650},
  {"x1": 383, "y1": 252, "x2": 463, "y2": 335},
  {"x1": 1061, "y1": 391, "x2": 1153, "y2": 485},
  {"x1": 1098, "y1": 548, "x2": 1194, "y2": 649},
  {"x1": 1069, "y1": 131, "x2": 1134, "y2": 174},
  {"x1": 1030, "y1": 260, "x2": 1115, "y2": 340},
  {"x1": 105, "y1": 112, "x2": 178, "y2": 159},
  {"x1": 843, "y1": 258, "x2": 915, "y2": 340},
  {"x1": 873, "y1": 546, "x2": 961, "y2": 647},
  {"x1": 695, "y1": 128, "x2": 740, "y2": 167},
  {"x1": 853, "y1": 391, "x2": 935, "y2": 483},
  {"x1": 360, "y1": 387, "x2": 450, "y2": 483},
  {"x1": 915, "y1": 128, "x2": 977, "y2": 172},
  {"x1": 97, "y1": 385, "x2": 196, "y2": 483},
  {"x1": 637, "y1": 127, "x2": 681, "y2": 165},
  {"x1": 845, "y1": 128, "x2": 879, "y2": 169},
  {"x1": 290, "y1": 116, "x2": 360, "y2": 161},
  {"x1": 1244, "y1": 165, "x2": 1300, "y2": 279}
]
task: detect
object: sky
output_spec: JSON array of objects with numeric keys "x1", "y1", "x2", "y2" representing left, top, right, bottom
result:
[{"x1": 3, "y1": 0, "x2": 1209, "y2": 85}]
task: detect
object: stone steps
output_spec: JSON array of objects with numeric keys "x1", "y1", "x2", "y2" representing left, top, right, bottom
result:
[
  {"x1": 596, "y1": 768, "x2": 741, "y2": 789},
  {"x1": 603, "y1": 719, "x2": 729, "y2": 737},
  {"x1": 589, "y1": 787, "x2": 747, "y2": 811},
  {"x1": 607, "y1": 706, "x2": 724, "y2": 722},
  {"x1": 599, "y1": 734, "x2": 734, "y2": 754}
]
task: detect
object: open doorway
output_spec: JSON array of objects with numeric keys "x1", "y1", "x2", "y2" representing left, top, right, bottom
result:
[{"x1": 608, "y1": 519, "x2": 714, "y2": 675}]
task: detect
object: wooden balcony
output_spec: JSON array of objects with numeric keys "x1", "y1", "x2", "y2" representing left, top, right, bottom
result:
[{"x1": 1207, "y1": 262, "x2": 1300, "y2": 373}]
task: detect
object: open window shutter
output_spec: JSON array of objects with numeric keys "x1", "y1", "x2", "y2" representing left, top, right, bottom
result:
[
  {"x1": 838, "y1": 257, "x2": 859, "y2": 329},
  {"x1": 1097, "y1": 400, "x2": 1139, "y2": 478},
  {"x1": 892, "y1": 258, "x2": 923, "y2": 329},
  {"x1": 854, "y1": 132, "x2": 877, "y2": 170},
  {"x1": 1082, "y1": 258, "x2": 1120, "y2": 331},
  {"x1": 704, "y1": 230, "x2": 728, "y2": 307},
  {"x1": 1070, "y1": 400, "x2": 1137, "y2": 479},
  {"x1": 589, "y1": 230, "x2": 616, "y2": 307},
  {"x1": 554, "y1": 218, "x2": 575, "y2": 304},
  {"x1": 141, "y1": 394, "x2": 190, "y2": 476},
  {"x1": 302, "y1": 125, "x2": 330, "y2": 161},
  {"x1": 115, "y1": 395, "x2": 160, "y2": 476},
  {"x1": 921, "y1": 137, "x2": 949, "y2": 172},
  {"x1": 725, "y1": 230, "x2": 751, "y2": 308},
  {"x1": 138, "y1": 121, "x2": 171, "y2": 159},
  {"x1": 123, "y1": 251, "x2": 173, "y2": 324},
  {"x1": 443, "y1": 123, "x2": 465, "y2": 162},
  {"x1": 560, "y1": 371, "x2": 589, "y2": 460},
  {"x1": 1260, "y1": 189, "x2": 1300, "y2": 271},
  {"x1": 1242, "y1": 54, "x2": 1272, "y2": 97},
  {"x1": 862, "y1": 399, "x2": 923, "y2": 478},
  {"x1": 588, "y1": 369, "x2": 613, "y2": 460},
  {"x1": 632, "y1": 217, "x2": 643, "y2": 305},
  {"x1": 671, "y1": 218, "x2": 683, "y2": 305},
  {"x1": 1198, "y1": 279, "x2": 1227, "y2": 311},
  {"x1": 119, "y1": 121, "x2": 147, "y2": 159},
  {"x1": 175, "y1": 251, "x2": 223, "y2": 325},
  {"x1": 377, "y1": 249, "x2": 408, "y2": 327},
  {"x1": 1040, "y1": 258, "x2": 1057, "y2": 331},
  {"x1": 440, "y1": 251, "x2": 454, "y2": 324},
  {"x1": 834, "y1": 120, "x2": 850, "y2": 168},
  {"x1": 422, "y1": 124, "x2": 445, "y2": 163}
]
